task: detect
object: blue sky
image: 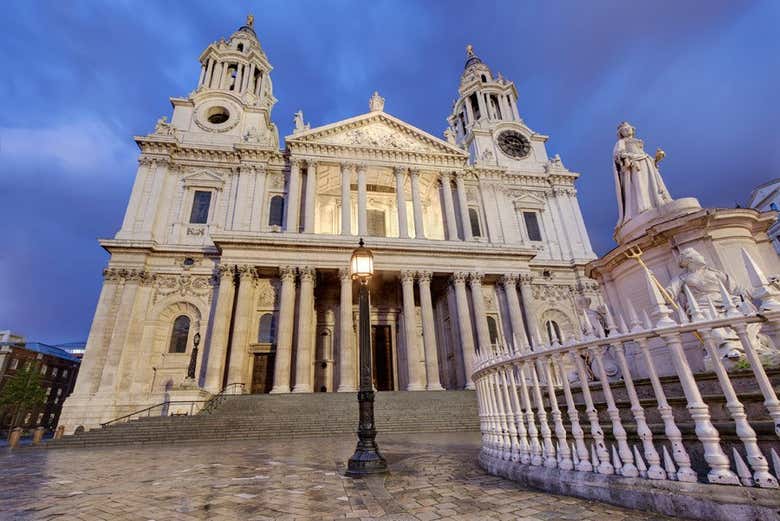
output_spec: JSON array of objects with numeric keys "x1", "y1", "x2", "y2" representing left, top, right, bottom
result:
[{"x1": 1, "y1": 0, "x2": 778, "y2": 343}]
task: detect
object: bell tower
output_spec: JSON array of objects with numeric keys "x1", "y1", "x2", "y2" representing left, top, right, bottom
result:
[
  {"x1": 448, "y1": 45, "x2": 549, "y2": 170},
  {"x1": 165, "y1": 15, "x2": 279, "y2": 148}
]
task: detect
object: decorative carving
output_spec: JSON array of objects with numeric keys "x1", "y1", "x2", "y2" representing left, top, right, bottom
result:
[
  {"x1": 451, "y1": 272, "x2": 469, "y2": 285},
  {"x1": 338, "y1": 267, "x2": 351, "y2": 282},
  {"x1": 400, "y1": 270, "x2": 416, "y2": 284},
  {"x1": 153, "y1": 273, "x2": 216, "y2": 304},
  {"x1": 186, "y1": 227, "x2": 206, "y2": 236},
  {"x1": 279, "y1": 266, "x2": 296, "y2": 282},
  {"x1": 318, "y1": 122, "x2": 437, "y2": 153},
  {"x1": 468, "y1": 272, "x2": 484, "y2": 285},
  {"x1": 256, "y1": 278, "x2": 277, "y2": 307},
  {"x1": 103, "y1": 268, "x2": 155, "y2": 284},
  {"x1": 236, "y1": 265, "x2": 257, "y2": 279},
  {"x1": 298, "y1": 266, "x2": 316, "y2": 282},
  {"x1": 417, "y1": 271, "x2": 432, "y2": 285},
  {"x1": 500, "y1": 273, "x2": 519, "y2": 287},
  {"x1": 153, "y1": 116, "x2": 176, "y2": 137}
]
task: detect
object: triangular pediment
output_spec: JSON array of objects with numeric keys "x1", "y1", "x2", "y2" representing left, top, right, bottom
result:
[
  {"x1": 181, "y1": 170, "x2": 225, "y2": 188},
  {"x1": 286, "y1": 112, "x2": 467, "y2": 157},
  {"x1": 509, "y1": 190, "x2": 546, "y2": 209}
]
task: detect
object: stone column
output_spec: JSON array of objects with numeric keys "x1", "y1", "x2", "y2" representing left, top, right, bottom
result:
[
  {"x1": 439, "y1": 172, "x2": 458, "y2": 240},
  {"x1": 394, "y1": 167, "x2": 409, "y2": 238},
  {"x1": 220, "y1": 62, "x2": 230, "y2": 89},
  {"x1": 293, "y1": 266, "x2": 316, "y2": 393},
  {"x1": 285, "y1": 159, "x2": 302, "y2": 232},
  {"x1": 519, "y1": 274, "x2": 541, "y2": 348},
  {"x1": 476, "y1": 92, "x2": 488, "y2": 120},
  {"x1": 337, "y1": 268, "x2": 356, "y2": 391},
  {"x1": 226, "y1": 265, "x2": 256, "y2": 386},
  {"x1": 204, "y1": 58, "x2": 214, "y2": 88},
  {"x1": 303, "y1": 161, "x2": 318, "y2": 233},
  {"x1": 246, "y1": 63, "x2": 256, "y2": 92},
  {"x1": 270, "y1": 266, "x2": 297, "y2": 393},
  {"x1": 341, "y1": 163, "x2": 352, "y2": 235},
  {"x1": 550, "y1": 188, "x2": 573, "y2": 259},
  {"x1": 198, "y1": 64, "x2": 206, "y2": 87},
  {"x1": 452, "y1": 272, "x2": 476, "y2": 389},
  {"x1": 401, "y1": 270, "x2": 425, "y2": 390},
  {"x1": 455, "y1": 172, "x2": 473, "y2": 240},
  {"x1": 469, "y1": 273, "x2": 492, "y2": 352},
  {"x1": 418, "y1": 271, "x2": 444, "y2": 390},
  {"x1": 234, "y1": 64, "x2": 243, "y2": 92},
  {"x1": 204, "y1": 266, "x2": 236, "y2": 392},
  {"x1": 357, "y1": 164, "x2": 368, "y2": 236},
  {"x1": 501, "y1": 274, "x2": 529, "y2": 353},
  {"x1": 250, "y1": 166, "x2": 267, "y2": 232},
  {"x1": 410, "y1": 170, "x2": 425, "y2": 239}
]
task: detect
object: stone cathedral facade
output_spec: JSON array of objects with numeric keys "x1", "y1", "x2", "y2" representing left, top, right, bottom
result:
[{"x1": 60, "y1": 19, "x2": 601, "y2": 432}]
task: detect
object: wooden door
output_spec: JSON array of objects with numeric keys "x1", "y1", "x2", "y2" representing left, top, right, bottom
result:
[
  {"x1": 371, "y1": 325, "x2": 393, "y2": 391},
  {"x1": 251, "y1": 353, "x2": 275, "y2": 394}
]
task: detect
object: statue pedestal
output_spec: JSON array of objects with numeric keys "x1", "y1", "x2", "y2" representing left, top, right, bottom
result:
[
  {"x1": 587, "y1": 206, "x2": 780, "y2": 377},
  {"x1": 167, "y1": 384, "x2": 212, "y2": 416}
]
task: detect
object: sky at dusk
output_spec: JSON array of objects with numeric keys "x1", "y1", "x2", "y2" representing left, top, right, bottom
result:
[{"x1": 1, "y1": 0, "x2": 779, "y2": 343}]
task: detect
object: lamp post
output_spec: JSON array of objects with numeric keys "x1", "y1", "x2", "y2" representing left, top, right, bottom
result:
[
  {"x1": 346, "y1": 238, "x2": 388, "y2": 476},
  {"x1": 187, "y1": 332, "x2": 201, "y2": 380}
]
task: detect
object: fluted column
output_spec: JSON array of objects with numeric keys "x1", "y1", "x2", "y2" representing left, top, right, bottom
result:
[
  {"x1": 270, "y1": 267, "x2": 297, "y2": 393},
  {"x1": 285, "y1": 159, "x2": 302, "y2": 232},
  {"x1": 204, "y1": 265, "x2": 236, "y2": 392},
  {"x1": 293, "y1": 267, "x2": 316, "y2": 393},
  {"x1": 401, "y1": 270, "x2": 425, "y2": 390},
  {"x1": 341, "y1": 163, "x2": 352, "y2": 235},
  {"x1": 303, "y1": 161, "x2": 318, "y2": 233},
  {"x1": 198, "y1": 64, "x2": 206, "y2": 87},
  {"x1": 204, "y1": 59, "x2": 214, "y2": 88},
  {"x1": 418, "y1": 271, "x2": 443, "y2": 390},
  {"x1": 500, "y1": 274, "x2": 529, "y2": 353},
  {"x1": 518, "y1": 274, "x2": 541, "y2": 347},
  {"x1": 220, "y1": 62, "x2": 230, "y2": 89},
  {"x1": 226, "y1": 265, "x2": 256, "y2": 386},
  {"x1": 452, "y1": 272, "x2": 476, "y2": 389},
  {"x1": 337, "y1": 268, "x2": 356, "y2": 391},
  {"x1": 455, "y1": 172, "x2": 473, "y2": 240},
  {"x1": 246, "y1": 63, "x2": 256, "y2": 93},
  {"x1": 410, "y1": 169, "x2": 425, "y2": 239},
  {"x1": 357, "y1": 164, "x2": 368, "y2": 236},
  {"x1": 394, "y1": 167, "x2": 409, "y2": 238},
  {"x1": 439, "y1": 172, "x2": 458, "y2": 240},
  {"x1": 234, "y1": 64, "x2": 243, "y2": 92},
  {"x1": 469, "y1": 273, "x2": 492, "y2": 352}
]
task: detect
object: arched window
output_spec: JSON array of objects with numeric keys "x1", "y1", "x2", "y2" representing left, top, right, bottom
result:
[
  {"x1": 258, "y1": 313, "x2": 277, "y2": 344},
  {"x1": 545, "y1": 320, "x2": 562, "y2": 344},
  {"x1": 169, "y1": 315, "x2": 190, "y2": 353},
  {"x1": 487, "y1": 316, "x2": 500, "y2": 346},
  {"x1": 481, "y1": 74, "x2": 487, "y2": 82},
  {"x1": 269, "y1": 195, "x2": 284, "y2": 227},
  {"x1": 237, "y1": 43, "x2": 244, "y2": 52}
]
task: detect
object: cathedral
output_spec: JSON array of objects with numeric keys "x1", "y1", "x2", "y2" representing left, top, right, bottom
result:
[{"x1": 60, "y1": 17, "x2": 600, "y2": 432}]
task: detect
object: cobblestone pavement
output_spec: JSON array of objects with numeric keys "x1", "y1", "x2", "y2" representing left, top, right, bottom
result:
[{"x1": 0, "y1": 433, "x2": 675, "y2": 520}]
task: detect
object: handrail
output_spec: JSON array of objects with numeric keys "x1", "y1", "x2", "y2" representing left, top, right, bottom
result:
[
  {"x1": 100, "y1": 399, "x2": 209, "y2": 428},
  {"x1": 199, "y1": 382, "x2": 245, "y2": 415}
]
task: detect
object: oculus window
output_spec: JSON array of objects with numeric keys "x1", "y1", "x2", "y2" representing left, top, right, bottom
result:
[{"x1": 189, "y1": 191, "x2": 212, "y2": 224}]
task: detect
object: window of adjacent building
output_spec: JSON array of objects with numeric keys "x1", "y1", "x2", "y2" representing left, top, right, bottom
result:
[
  {"x1": 468, "y1": 207, "x2": 482, "y2": 238},
  {"x1": 45, "y1": 387, "x2": 52, "y2": 398},
  {"x1": 169, "y1": 315, "x2": 191, "y2": 353},
  {"x1": 258, "y1": 313, "x2": 277, "y2": 344},
  {"x1": 40, "y1": 364, "x2": 47, "y2": 375},
  {"x1": 9, "y1": 358, "x2": 18, "y2": 370},
  {"x1": 367, "y1": 209, "x2": 386, "y2": 237},
  {"x1": 24, "y1": 412, "x2": 31, "y2": 425},
  {"x1": 48, "y1": 412, "x2": 55, "y2": 422},
  {"x1": 189, "y1": 191, "x2": 212, "y2": 224},
  {"x1": 268, "y1": 195, "x2": 284, "y2": 227},
  {"x1": 52, "y1": 367, "x2": 58, "y2": 377},
  {"x1": 62, "y1": 369, "x2": 68, "y2": 379},
  {"x1": 545, "y1": 320, "x2": 562, "y2": 344},
  {"x1": 523, "y1": 211, "x2": 542, "y2": 241},
  {"x1": 487, "y1": 316, "x2": 500, "y2": 347},
  {"x1": 56, "y1": 388, "x2": 62, "y2": 397},
  {"x1": 37, "y1": 412, "x2": 44, "y2": 424}
]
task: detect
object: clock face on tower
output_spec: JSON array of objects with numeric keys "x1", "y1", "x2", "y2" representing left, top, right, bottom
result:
[{"x1": 497, "y1": 130, "x2": 531, "y2": 158}]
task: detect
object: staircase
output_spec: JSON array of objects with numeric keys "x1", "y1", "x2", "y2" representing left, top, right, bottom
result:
[{"x1": 46, "y1": 391, "x2": 479, "y2": 448}]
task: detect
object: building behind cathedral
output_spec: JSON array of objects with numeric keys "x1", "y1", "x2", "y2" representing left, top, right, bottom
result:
[{"x1": 60, "y1": 18, "x2": 600, "y2": 432}]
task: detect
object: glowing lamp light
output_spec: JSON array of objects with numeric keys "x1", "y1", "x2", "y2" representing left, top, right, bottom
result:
[{"x1": 350, "y1": 238, "x2": 374, "y2": 280}]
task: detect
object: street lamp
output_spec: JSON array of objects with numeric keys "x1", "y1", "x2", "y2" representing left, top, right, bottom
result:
[
  {"x1": 187, "y1": 331, "x2": 201, "y2": 380},
  {"x1": 346, "y1": 238, "x2": 388, "y2": 477}
]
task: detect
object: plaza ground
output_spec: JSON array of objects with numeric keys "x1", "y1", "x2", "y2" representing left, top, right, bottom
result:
[{"x1": 0, "y1": 433, "x2": 676, "y2": 520}]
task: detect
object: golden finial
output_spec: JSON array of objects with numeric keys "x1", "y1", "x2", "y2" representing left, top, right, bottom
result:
[
  {"x1": 654, "y1": 147, "x2": 666, "y2": 166},
  {"x1": 247, "y1": 14, "x2": 254, "y2": 28},
  {"x1": 466, "y1": 44, "x2": 474, "y2": 57}
]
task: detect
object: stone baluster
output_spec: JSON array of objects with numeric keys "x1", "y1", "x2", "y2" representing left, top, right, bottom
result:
[
  {"x1": 699, "y1": 328, "x2": 778, "y2": 487},
  {"x1": 410, "y1": 169, "x2": 425, "y2": 239},
  {"x1": 452, "y1": 272, "x2": 476, "y2": 389},
  {"x1": 454, "y1": 172, "x2": 473, "y2": 240},
  {"x1": 285, "y1": 159, "x2": 302, "y2": 232},
  {"x1": 476, "y1": 378, "x2": 489, "y2": 455},
  {"x1": 499, "y1": 367, "x2": 522, "y2": 462},
  {"x1": 357, "y1": 164, "x2": 368, "y2": 236},
  {"x1": 570, "y1": 349, "x2": 613, "y2": 474},
  {"x1": 491, "y1": 371, "x2": 511, "y2": 459},
  {"x1": 337, "y1": 268, "x2": 356, "y2": 392},
  {"x1": 592, "y1": 346, "x2": 637, "y2": 477},
  {"x1": 303, "y1": 161, "x2": 318, "y2": 233},
  {"x1": 517, "y1": 363, "x2": 542, "y2": 465},
  {"x1": 394, "y1": 167, "x2": 409, "y2": 238},
  {"x1": 483, "y1": 374, "x2": 498, "y2": 456},
  {"x1": 340, "y1": 163, "x2": 352, "y2": 235},
  {"x1": 541, "y1": 358, "x2": 572, "y2": 470},
  {"x1": 635, "y1": 336, "x2": 696, "y2": 481},
  {"x1": 270, "y1": 267, "x2": 297, "y2": 393},
  {"x1": 507, "y1": 367, "x2": 531, "y2": 464},
  {"x1": 612, "y1": 342, "x2": 665, "y2": 479},
  {"x1": 418, "y1": 271, "x2": 444, "y2": 390},
  {"x1": 293, "y1": 267, "x2": 316, "y2": 393},
  {"x1": 660, "y1": 330, "x2": 739, "y2": 484},
  {"x1": 528, "y1": 361, "x2": 556, "y2": 468},
  {"x1": 552, "y1": 353, "x2": 591, "y2": 471},
  {"x1": 439, "y1": 172, "x2": 459, "y2": 240}
]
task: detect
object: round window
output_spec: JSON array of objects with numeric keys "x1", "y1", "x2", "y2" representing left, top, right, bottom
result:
[{"x1": 207, "y1": 106, "x2": 230, "y2": 125}]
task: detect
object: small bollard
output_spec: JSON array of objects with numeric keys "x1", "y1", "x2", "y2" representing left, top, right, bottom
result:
[
  {"x1": 8, "y1": 427, "x2": 22, "y2": 449},
  {"x1": 32, "y1": 426, "x2": 45, "y2": 445},
  {"x1": 54, "y1": 425, "x2": 65, "y2": 440}
]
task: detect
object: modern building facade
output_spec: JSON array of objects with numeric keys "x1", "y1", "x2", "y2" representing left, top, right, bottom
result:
[{"x1": 60, "y1": 18, "x2": 601, "y2": 432}]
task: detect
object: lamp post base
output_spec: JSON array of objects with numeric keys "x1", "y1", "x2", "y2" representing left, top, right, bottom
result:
[
  {"x1": 346, "y1": 446, "x2": 388, "y2": 476},
  {"x1": 345, "y1": 390, "x2": 388, "y2": 477}
]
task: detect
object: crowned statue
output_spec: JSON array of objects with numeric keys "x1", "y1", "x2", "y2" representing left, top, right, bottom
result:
[{"x1": 613, "y1": 122, "x2": 672, "y2": 227}]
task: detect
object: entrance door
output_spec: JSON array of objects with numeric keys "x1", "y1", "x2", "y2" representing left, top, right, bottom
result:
[
  {"x1": 371, "y1": 325, "x2": 393, "y2": 391},
  {"x1": 251, "y1": 353, "x2": 275, "y2": 394}
]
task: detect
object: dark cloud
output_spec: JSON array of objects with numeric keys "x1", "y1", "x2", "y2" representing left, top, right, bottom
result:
[{"x1": 1, "y1": 0, "x2": 778, "y2": 342}]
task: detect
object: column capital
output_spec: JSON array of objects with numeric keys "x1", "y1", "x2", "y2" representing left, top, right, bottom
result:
[
  {"x1": 340, "y1": 162, "x2": 355, "y2": 173},
  {"x1": 217, "y1": 264, "x2": 236, "y2": 279},
  {"x1": 417, "y1": 271, "x2": 432, "y2": 285},
  {"x1": 393, "y1": 166, "x2": 406, "y2": 176},
  {"x1": 307, "y1": 160, "x2": 318, "y2": 170},
  {"x1": 409, "y1": 168, "x2": 421, "y2": 178},
  {"x1": 355, "y1": 163, "x2": 368, "y2": 174},
  {"x1": 236, "y1": 265, "x2": 257, "y2": 279},
  {"x1": 290, "y1": 157, "x2": 304, "y2": 167},
  {"x1": 338, "y1": 267, "x2": 352, "y2": 282},
  {"x1": 298, "y1": 266, "x2": 316, "y2": 282},
  {"x1": 519, "y1": 273, "x2": 534, "y2": 285},
  {"x1": 279, "y1": 265, "x2": 297, "y2": 282},
  {"x1": 451, "y1": 271, "x2": 469, "y2": 285},
  {"x1": 500, "y1": 273, "x2": 520, "y2": 286},
  {"x1": 400, "y1": 270, "x2": 416, "y2": 284},
  {"x1": 468, "y1": 272, "x2": 484, "y2": 285},
  {"x1": 439, "y1": 170, "x2": 453, "y2": 180}
]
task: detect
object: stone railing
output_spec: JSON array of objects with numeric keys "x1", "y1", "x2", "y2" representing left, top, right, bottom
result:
[{"x1": 472, "y1": 253, "x2": 780, "y2": 510}]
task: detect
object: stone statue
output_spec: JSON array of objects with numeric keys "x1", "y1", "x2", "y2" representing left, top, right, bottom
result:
[
  {"x1": 154, "y1": 116, "x2": 175, "y2": 136},
  {"x1": 613, "y1": 122, "x2": 673, "y2": 226},
  {"x1": 444, "y1": 127, "x2": 456, "y2": 145},
  {"x1": 368, "y1": 91, "x2": 385, "y2": 112},
  {"x1": 293, "y1": 110, "x2": 308, "y2": 133}
]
